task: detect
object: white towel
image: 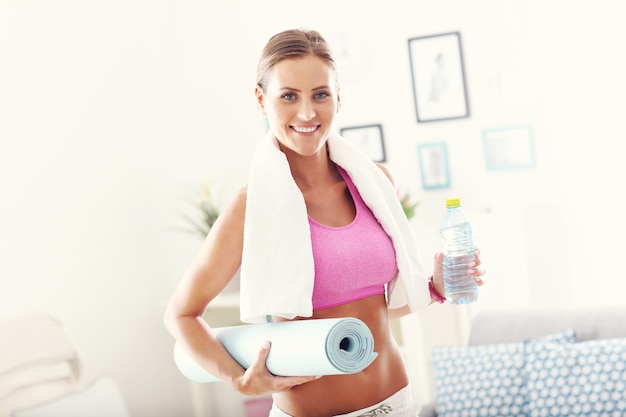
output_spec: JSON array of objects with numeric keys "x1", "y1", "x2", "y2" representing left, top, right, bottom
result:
[
  {"x1": 0, "y1": 314, "x2": 80, "y2": 376},
  {"x1": 0, "y1": 313, "x2": 81, "y2": 412},
  {"x1": 240, "y1": 130, "x2": 431, "y2": 323}
]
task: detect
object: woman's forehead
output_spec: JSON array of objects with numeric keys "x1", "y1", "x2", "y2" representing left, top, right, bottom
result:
[{"x1": 266, "y1": 55, "x2": 337, "y2": 90}]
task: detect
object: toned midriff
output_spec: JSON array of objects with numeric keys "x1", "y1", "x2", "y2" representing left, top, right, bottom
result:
[{"x1": 271, "y1": 294, "x2": 408, "y2": 417}]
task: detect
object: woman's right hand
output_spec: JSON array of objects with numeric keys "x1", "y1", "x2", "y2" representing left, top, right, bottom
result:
[{"x1": 235, "y1": 341, "x2": 321, "y2": 395}]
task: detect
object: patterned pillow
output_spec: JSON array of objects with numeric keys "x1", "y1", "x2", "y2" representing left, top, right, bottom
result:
[
  {"x1": 525, "y1": 336, "x2": 626, "y2": 417},
  {"x1": 432, "y1": 329, "x2": 575, "y2": 417}
]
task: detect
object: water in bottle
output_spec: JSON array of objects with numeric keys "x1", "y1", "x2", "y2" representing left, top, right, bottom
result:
[{"x1": 439, "y1": 198, "x2": 478, "y2": 304}]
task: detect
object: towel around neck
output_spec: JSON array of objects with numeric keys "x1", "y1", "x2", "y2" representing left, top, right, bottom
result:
[{"x1": 239, "y1": 130, "x2": 430, "y2": 323}]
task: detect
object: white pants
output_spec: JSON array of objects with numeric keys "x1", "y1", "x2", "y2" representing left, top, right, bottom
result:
[{"x1": 268, "y1": 385, "x2": 421, "y2": 417}]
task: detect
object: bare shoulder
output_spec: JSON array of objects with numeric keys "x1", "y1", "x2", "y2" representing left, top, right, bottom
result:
[
  {"x1": 375, "y1": 163, "x2": 397, "y2": 188},
  {"x1": 197, "y1": 186, "x2": 247, "y2": 270},
  {"x1": 229, "y1": 185, "x2": 248, "y2": 212},
  {"x1": 214, "y1": 185, "x2": 247, "y2": 228}
]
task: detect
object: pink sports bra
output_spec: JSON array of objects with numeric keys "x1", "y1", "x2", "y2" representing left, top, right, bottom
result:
[{"x1": 309, "y1": 166, "x2": 398, "y2": 310}]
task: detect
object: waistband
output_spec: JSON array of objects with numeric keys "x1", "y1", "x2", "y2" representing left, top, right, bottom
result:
[{"x1": 269, "y1": 385, "x2": 421, "y2": 417}]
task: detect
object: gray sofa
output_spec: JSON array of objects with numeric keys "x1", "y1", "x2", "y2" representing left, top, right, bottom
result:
[{"x1": 420, "y1": 307, "x2": 626, "y2": 417}]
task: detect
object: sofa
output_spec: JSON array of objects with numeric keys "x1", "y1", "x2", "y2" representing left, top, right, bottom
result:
[{"x1": 420, "y1": 306, "x2": 626, "y2": 417}]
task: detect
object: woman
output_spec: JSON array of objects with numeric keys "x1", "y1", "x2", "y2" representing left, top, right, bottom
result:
[{"x1": 164, "y1": 28, "x2": 485, "y2": 417}]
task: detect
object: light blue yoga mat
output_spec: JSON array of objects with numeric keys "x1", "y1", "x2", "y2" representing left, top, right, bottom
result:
[{"x1": 174, "y1": 317, "x2": 378, "y2": 383}]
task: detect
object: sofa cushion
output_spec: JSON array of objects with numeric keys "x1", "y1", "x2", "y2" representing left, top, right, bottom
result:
[
  {"x1": 525, "y1": 336, "x2": 626, "y2": 417},
  {"x1": 432, "y1": 329, "x2": 575, "y2": 417}
]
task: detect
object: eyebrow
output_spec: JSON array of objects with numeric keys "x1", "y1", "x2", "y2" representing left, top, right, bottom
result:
[{"x1": 279, "y1": 85, "x2": 330, "y2": 92}]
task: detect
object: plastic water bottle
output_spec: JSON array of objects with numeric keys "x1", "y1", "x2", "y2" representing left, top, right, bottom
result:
[{"x1": 439, "y1": 198, "x2": 478, "y2": 304}]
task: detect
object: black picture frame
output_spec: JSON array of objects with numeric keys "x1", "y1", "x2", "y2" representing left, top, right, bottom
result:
[
  {"x1": 408, "y1": 32, "x2": 470, "y2": 123},
  {"x1": 340, "y1": 124, "x2": 386, "y2": 162}
]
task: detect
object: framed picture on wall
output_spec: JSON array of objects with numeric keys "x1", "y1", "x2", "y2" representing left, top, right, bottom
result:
[
  {"x1": 340, "y1": 124, "x2": 386, "y2": 162},
  {"x1": 418, "y1": 142, "x2": 450, "y2": 189},
  {"x1": 408, "y1": 32, "x2": 470, "y2": 123},
  {"x1": 482, "y1": 125, "x2": 536, "y2": 170}
]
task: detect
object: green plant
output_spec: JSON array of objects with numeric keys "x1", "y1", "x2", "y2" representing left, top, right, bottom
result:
[
  {"x1": 181, "y1": 181, "x2": 219, "y2": 238},
  {"x1": 400, "y1": 192, "x2": 418, "y2": 220}
]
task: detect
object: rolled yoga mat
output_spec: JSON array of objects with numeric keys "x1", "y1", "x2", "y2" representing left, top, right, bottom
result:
[{"x1": 174, "y1": 317, "x2": 378, "y2": 383}]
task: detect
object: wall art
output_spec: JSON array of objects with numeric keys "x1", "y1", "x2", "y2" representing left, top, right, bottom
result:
[
  {"x1": 418, "y1": 142, "x2": 450, "y2": 189},
  {"x1": 408, "y1": 32, "x2": 470, "y2": 123},
  {"x1": 340, "y1": 124, "x2": 386, "y2": 162},
  {"x1": 482, "y1": 125, "x2": 536, "y2": 170}
]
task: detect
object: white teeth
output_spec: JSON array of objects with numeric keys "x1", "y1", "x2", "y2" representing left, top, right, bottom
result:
[{"x1": 293, "y1": 126, "x2": 317, "y2": 133}]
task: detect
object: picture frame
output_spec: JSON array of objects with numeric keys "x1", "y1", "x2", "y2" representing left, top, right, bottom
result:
[
  {"x1": 482, "y1": 125, "x2": 536, "y2": 170},
  {"x1": 408, "y1": 32, "x2": 470, "y2": 123},
  {"x1": 340, "y1": 124, "x2": 386, "y2": 162},
  {"x1": 418, "y1": 142, "x2": 450, "y2": 190}
]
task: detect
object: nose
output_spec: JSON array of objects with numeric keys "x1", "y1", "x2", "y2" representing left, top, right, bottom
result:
[{"x1": 297, "y1": 99, "x2": 316, "y2": 121}]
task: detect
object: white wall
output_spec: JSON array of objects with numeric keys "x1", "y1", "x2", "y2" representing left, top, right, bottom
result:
[{"x1": 1, "y1": 1, "x2": 624, "y2": 416}]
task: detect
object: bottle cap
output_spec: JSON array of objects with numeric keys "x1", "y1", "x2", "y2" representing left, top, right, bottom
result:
[{"x1": 446, "y1": 198, "x2": 461, "y2": 208}]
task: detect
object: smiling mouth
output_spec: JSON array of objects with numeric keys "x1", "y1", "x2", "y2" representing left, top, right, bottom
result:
[{"x1": 291, "y1": 125, "x2": 319, "y2": 133}]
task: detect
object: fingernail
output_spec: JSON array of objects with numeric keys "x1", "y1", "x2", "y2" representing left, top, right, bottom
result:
[
  {"x1": 262, "y1": 341, "x2": 270, "y2": 349},
  {"x1": 315, "y1": 375, "x2": 323, "y2": 379}
]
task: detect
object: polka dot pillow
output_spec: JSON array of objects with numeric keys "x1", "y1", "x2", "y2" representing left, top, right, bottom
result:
[
  {"x1": 432, "y1": 329, "x2": 575, "y2": 417},
  {"x1": 525, "y1": 336, "x2": 626, "y2": 417}
]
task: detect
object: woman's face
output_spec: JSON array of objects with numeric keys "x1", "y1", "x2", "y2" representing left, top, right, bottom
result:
[{"x1": 256, "y1": 54, "x2": 340, "y2": 157}]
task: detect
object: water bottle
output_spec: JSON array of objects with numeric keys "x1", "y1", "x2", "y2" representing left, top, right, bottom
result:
[{"x1": 439, "y1": 198, "x2": 478, "y2": 304}]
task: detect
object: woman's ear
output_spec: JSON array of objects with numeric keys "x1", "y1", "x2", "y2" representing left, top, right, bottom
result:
[{"x1": 255, "y1": 85, "x2": 267, "y2": 116}]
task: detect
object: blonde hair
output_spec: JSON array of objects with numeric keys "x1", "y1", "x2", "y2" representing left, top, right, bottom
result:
[{"x1": 256, "y1": 29, "x2": 337, "y2": 90}]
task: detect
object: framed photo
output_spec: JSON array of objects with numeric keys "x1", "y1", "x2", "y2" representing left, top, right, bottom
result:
[
  {"x1": 340, "y1": 124, "x2": 386, "y2": 162},
  {"x1": 408, "y1": 32, "x2": 469, "y2": 123},
  {"x1": 482, "y1": 125, "x2": 536, "y2": 170},
  {"x1": 418, "y1": 142, "x2": 450, "y2": 189}
]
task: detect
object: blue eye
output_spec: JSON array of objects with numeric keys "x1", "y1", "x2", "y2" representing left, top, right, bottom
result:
[
  {"x1": 281, "y1": 93, "x2": 296, "y2": 101},
  {"x1": 315, "y1": 92, "x2": 329, "y2": 99}
]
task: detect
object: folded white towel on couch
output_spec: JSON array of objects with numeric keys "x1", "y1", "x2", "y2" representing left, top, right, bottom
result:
[
  {"x1": 0, "y1": 314, "x2": 82, "y2": 416},
  {"x1": 0, "y1": 314, "x2": 80, "y2": 377},
  {"x1": 240, "y1": 130, "x2": 431, "y2": 323}
]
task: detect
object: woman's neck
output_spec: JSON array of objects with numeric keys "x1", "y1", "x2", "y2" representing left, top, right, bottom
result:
[{"x1": 281, "y1": 144, "x2": 340, "y2": 191}]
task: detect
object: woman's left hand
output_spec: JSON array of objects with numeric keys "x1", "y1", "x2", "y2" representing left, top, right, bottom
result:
[{"x1": 432, "y1": 247, "x2": 486, "y2": 298}]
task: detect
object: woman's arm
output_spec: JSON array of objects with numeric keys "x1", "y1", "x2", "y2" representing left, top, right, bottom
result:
[
  {"x1": 374, "y1": 163, "x2": 485, "y2": 318},
  {"x1": 164, "y1": 186, "x2": 318, "y2": 395},
  {"x1": 164, "y1": 186, "x2": 249, "y2": 389}
]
